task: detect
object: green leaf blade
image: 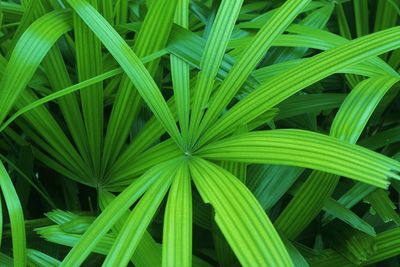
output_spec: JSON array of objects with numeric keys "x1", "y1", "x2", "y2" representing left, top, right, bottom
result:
[{"x1": 190, "y1": 157, "x2": 294, "y2": 267}]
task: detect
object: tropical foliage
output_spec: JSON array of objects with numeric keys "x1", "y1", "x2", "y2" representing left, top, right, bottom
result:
[{"x1": 0, "y1": 0, "x2": 400, "y2": 266}]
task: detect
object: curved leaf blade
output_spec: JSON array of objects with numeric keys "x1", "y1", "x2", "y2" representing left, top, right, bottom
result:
[
  {"x1": 0, "y1": 9, "x2": 72, "y2": 124},
  {"x1": 0, "y1": 161, "x2": 26, "y2": 266},
  {"x1": 198, "y1": 129, "x2": 400, "y2": 188},
  {"x1": 189, "y1": 157, "x2": 293, "y2": 267}
]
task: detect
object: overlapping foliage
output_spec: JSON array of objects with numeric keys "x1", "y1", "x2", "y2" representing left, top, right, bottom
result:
[{"x1": 0, "y1": 0, "x2": 399, "y2": 266}]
